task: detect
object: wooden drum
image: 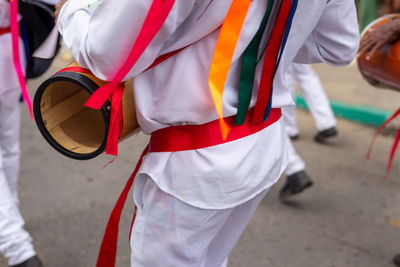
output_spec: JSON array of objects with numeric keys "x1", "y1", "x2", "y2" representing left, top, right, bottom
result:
[
  {"x1": 33, "y1": 62, "x2": 138, "y2": 160},
  {"x1": 358, "y1": 14, "x2": 400, "y2": 92}
]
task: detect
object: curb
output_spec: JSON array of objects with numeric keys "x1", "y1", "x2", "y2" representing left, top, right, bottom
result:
[{"x1": 295, "y1": 95, "x2": 393, "y2": 128}]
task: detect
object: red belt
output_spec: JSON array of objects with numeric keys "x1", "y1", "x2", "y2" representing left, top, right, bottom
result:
[
  {"x1": 150, "y1": 108, "x2": 282, "y2": 152},
  {"x1": 96, "y1": 108, "x2": 282, "y2": 267},
  {"x1": 0, "y1": 27, "x2": 10, "y2": 35}
]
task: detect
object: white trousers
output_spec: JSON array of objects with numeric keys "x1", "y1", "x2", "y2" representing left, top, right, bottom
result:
[
  {"x1": 283, "y1": 134, "x2": 305, "y2": 176},
  {"x1": 0, "y1": 88, "x2": 35, "y2": 266},
  {"x1": 284, "y1": 63, "x2": 336, "y2": 137},
  {"x1": 131, "y1": 174, "x2": 270, "y2": 267}
]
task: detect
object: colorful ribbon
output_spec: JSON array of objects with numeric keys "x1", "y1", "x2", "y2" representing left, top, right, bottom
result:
[
  {"x1": 9, "y1": 0, "x2": 33, "y2": 119},
  {"x1": 263, "y1": 0, "x2": 298, "y2": 121},
  {"x1": 85, "y1": 0, "x2": 176, "y2": 156},
  {"x1": 252, "y1": 0, "x2": 292, "y2": 123},
  {"x1": 367, "y1": 107, "x2": 400, "y2": 179},
  {"x1": 208, "y1": 0, "x2": 252, "y2": 139},
  {"x1": 235, "y1": 0, "x2": 275, "y2": 125}
]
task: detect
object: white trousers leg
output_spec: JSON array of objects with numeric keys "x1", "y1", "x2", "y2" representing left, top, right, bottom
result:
[
  {"x1": 0, "y1": 88, "x2": 35, "y2": 266},
  {"x1": 131, "y1": 174, "x2": 270, "y2": 267},
  {"x1": 284, "y1": 135, "x2": 305, "y2": 176},
  {"x1": 291, "y1": 63, "x2": 336, "y2": 131}
]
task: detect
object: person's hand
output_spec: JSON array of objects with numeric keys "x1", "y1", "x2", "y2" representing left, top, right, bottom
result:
[
  {"x1": 358, "y1": 19, "x2": 400, "y2": 59},
  {"x1": 55, "y1": 0, "x2": 68, "y2": 23}
]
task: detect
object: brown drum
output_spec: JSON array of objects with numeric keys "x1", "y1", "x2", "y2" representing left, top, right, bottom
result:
[
  {"x1": 358, "y1": 14, "x2": 400, "y2": 92},
  {"x1": 33, "y1": 62, "x2": 138, "y2": 160}
]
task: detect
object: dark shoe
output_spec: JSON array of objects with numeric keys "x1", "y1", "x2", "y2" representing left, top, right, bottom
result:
[
  {"x1": 9, "y1": 256, "x2": 42, "y2": 267},
  {"x1": 279, "y1": 171, "x2": 313, "y2": 200},
  {"x1": 394, "y1": 254, "x2": 400, "y2": 267},
  {"x1": 314, "y1": 127, "x2": 338, "y2": 143},
  {"x1": 289, "y1": 134, "x2": 299, "y2": 141}
]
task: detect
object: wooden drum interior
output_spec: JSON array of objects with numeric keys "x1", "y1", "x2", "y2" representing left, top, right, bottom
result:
[{"x1": 40, "y1": 80, "x2": 106, "y2": 155}]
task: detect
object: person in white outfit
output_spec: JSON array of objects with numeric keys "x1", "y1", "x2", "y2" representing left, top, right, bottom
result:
[
  {"x1": 0, "y1": 1, "x2": 40, "y2": 266},
  {"x1": 283, "y1": 63, "x2": 337, "y2": 142},
  {"x1": 279, "y1": 63, "x2": 337, "y2": 199},
  {"x1": 56, "y1": 0, "x2": 359, "y2": 266},
  {"x1": 0, "y1": 0, "x2": 59, "y2": 266}
]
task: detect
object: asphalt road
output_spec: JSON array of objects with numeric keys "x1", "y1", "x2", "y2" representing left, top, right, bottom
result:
[{"x1": 0, "y1": 57, "x2": 399, "y2": 267}]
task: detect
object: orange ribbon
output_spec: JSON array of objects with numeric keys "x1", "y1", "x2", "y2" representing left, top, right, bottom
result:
[{"x1": 208, "y1": 0, "x2": 252, "y2": 139}]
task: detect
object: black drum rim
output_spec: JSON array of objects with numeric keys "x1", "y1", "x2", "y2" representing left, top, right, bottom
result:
[{"x1": 33, "y1": 71, "x2": 110, "y2": 160}]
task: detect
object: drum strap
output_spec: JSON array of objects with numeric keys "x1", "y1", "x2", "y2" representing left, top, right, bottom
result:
[
  {"x1": 0, "y1": 27, "x2": 10, "y2": 35},
  {"x1": 96, "y1": 108, "x2": 282, "y2": 267}
]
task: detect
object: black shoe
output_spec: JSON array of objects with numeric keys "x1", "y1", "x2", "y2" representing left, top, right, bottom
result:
[
  {"x1": 9, "y1": 256, "x2": 43, "y2": 267},
  {"x1": 314, "y1": 127, "x2": 338, "y2": 143},
  {"x1": 279, "y1": 171, "x2": 313, "y2": 200},
  {"x1": 394, "y1": 254, "x2": 400, "y2": 267},
  {"x1": 289, "y1": 134, "x2": 299, "y2": 141}
]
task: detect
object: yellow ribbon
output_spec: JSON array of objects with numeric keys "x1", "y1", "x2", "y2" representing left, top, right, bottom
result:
[{"x1": 208, "y1": 0, "x2": 252, "y2": 139}]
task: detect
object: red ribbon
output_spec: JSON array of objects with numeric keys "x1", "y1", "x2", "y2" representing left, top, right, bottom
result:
[
  {"x1": 9, "y1": 0, "x2": 33, "y2": 119},
  {"x1": 84, "y1": 0, "x2": 176, "y2": 156},
  {"x1": 252, "y1": 0, "x2": 292, "y2": 123},
  {"x1": 367, "y1": 107, "x2": 400, "y2": 179},
  {"x1": 149, "y1": 108, "x2": 282, "y2": 152},
  {"x1": 96, "y1": 145, "x2": 149, "y2": 267}
]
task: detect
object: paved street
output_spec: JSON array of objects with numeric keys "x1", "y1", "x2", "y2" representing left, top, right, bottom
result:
[{"x1": 0, "y1": 56, "x2": 399, "y2": 267}]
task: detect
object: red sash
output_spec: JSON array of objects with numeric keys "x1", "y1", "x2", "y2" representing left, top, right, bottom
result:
[
  {"x1": 96, "y1": 108, "x2": 281, "y2": 267},
  {"x1": 0, "y1": 27, "x2": 10, "y2": 35}
]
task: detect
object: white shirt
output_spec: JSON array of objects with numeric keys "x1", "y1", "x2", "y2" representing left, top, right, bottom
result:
[{"x1": 58, "y1": 0, "x2": 359, "y2": 209}]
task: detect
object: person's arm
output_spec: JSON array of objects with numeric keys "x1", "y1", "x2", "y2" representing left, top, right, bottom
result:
[
  {"x1": 57, "y1": 0, "x2": 196, "y2": 80},
  {"x1": 294, "y1": 0, "x2": 360, "y2": 66},
  {"x1": 358, "y1": 19, "x2": 400, "y2": 57}
]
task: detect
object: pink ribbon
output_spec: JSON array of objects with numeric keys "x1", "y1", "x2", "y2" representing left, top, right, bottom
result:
[
  {"x1": 85, "y1": 0, "x2": 176, "y2": 156},
  {"x1": 9, "y1": 0, "x2": 33, "y2": 119}
]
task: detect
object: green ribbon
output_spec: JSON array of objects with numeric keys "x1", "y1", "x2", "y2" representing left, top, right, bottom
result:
[{"x1": 235, "y1": 0, "x2": 275, "y2": 125}]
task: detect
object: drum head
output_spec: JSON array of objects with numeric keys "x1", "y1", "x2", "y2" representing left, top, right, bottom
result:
[{"x1": 34, "y1": 71, "x2": 110, "y2": 160}]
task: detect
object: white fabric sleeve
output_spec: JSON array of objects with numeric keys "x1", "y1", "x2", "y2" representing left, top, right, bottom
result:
[
  {"x1": 57, "y1": 0, "x2": 196, "y2": 80},
  {"x1": 294, "y1": 0, "x2": 360, "y2": 66}
]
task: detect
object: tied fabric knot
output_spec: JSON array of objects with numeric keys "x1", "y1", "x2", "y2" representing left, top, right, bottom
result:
[
  {"x1": 83, "y1": 0, "x2": 177, "y2": 156},
  {"x1": 84, "y1": 81, "x2": 125, "y2": 156}
]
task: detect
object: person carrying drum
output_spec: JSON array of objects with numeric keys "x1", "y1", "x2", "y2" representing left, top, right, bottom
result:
[
  {"x1": 359, "y1": 13, "x2": 400, "y2": 267},
  {"x1": 55, "y1": 0, "x2": 359, "y2": 266}
]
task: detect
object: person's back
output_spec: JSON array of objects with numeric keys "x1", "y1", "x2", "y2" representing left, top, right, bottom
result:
[{"x1": 56, "y1": 0, "x2": 360, "y2": 266}]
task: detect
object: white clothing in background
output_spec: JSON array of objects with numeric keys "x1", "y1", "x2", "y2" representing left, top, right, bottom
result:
[
  {"x1": 131, "y1": 174, "x2": 270, "y2": 267},
  {"x1": 58, "y1": 0, "x2": 359, "y2": 210},
  {"x1": 283, "y1": 63, "x2": 336, "y2": 137},
  {"x1": 0, "y1": 0, "x2": 26, "y2": 94},
  {"x1": 283, "y1": 133, "x2": 306, "y2": 176},
  {"x1": 0, "y1": 88, "x2": 35, "y2": 266}
]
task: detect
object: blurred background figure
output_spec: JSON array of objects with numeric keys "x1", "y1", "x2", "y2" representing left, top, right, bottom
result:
[
  {"x1": 358, "y1": 8, "x2": 400, "y2": 267},
  {"x1": 0, "y1": 0, "x2": 59, "y2": 266},
  {"x1": 279, "y1": 63, "x2": 337, "y2": 200},
  {"x1": 0, "y1": 0, "x2": 41, "y2": 266},
  {"x1": 282, "y1": 63, "x2": 337, "y2": 143}
]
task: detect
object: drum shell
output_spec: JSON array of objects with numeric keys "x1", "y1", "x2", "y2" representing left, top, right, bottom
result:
[
  {"x1": 33, "y1": 63, "x2": 138, "y2": 160},
  {"x1": 357, "y1": 14, "x2": 400, "y2": 92}
]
